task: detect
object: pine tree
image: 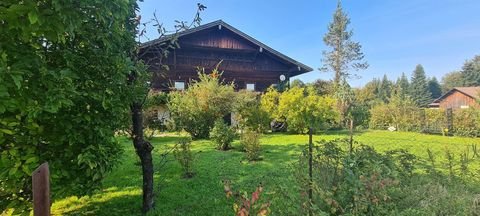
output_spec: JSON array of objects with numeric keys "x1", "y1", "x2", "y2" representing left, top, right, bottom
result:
[
  {"x1": 320, "y1": 0, "x2": 368, "y2": 86},
  {"x1": 461, "y1": 55, "x2": 480, "y2": 86},
  {"x1": 378, "y1": 74, "x2": 392, "y2": 102},
  {"x1": 428, "y1": 77, "x2": 442, "y2": 99},
  {"x1": 320, "y1": 0, "x2": 368, "y2": 124},
  {"x1": 409, "y1": 64, "x2": 432, "y2": 107},
  {"x1": 396, "y1": 72, "x2": 410, "y2": 98}
]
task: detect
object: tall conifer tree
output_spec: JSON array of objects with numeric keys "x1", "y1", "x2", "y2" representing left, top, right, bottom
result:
[
  {"x1": 409, "y1": 64, "x2": 432, "y2": 107},
  {"x1": 320, "y1": 0, "x2": 368, "y2": 123}
]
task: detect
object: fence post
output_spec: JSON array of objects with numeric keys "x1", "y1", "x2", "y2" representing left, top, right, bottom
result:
[
  {"x1": 308, "y1": 127, "x2": 313, "y2": 216},
  {"x1": 32, "y1": 162, "x2": 50, "y2": 216}
]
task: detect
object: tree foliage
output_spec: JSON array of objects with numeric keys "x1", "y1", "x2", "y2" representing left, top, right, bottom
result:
[
  {"x1": 0, "y1": 0, "x2": 137, "y2": 212},
  {"x1": 409, "y1": 64, "x2": 432, "y2": 107},
  {"x1": 428, "y1": 77, "x2": 442, "y2": 99},
  {"x1": 396, "y1": 72, "x2": 410, "y2": 98},
  {"x1": 320, "y1": 1, "x2": 368, "y2": 85},
  {"x1": 210, "y1": 119, "x2": 236, "y2": 151},
  {"x1": 234, "y1": 90, "x2": 270, "y2": 132},
  {"x1": 460, "y1": 55, "x2": 480, "y2": 87},
  {"x1": 263, "y1": 86, "x2": 339, "y2": 133},
  {"x1": 168, "y1": 69, "x2": 236, "y2": 139},
  {"x1": 441, "y1": 71, "x2": 463, "y2": 93}
]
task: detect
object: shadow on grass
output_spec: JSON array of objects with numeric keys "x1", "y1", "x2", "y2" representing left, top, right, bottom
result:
[{"x1": 52, "y1": 187, "x2": 143, "y2": 216}]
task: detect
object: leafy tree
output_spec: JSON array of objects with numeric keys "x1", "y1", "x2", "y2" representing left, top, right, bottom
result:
[
  {"x1": 309, "y1": 79, "x2": 333, "y2": 96},
  {"x1": 234, "y1": 90, "x2": 270, "y2": 132},
  {"x1": 260, "y1": 86, "x2": 281, "y2": 120},
  {"x1": 274, "y1": 86, "x2": 339, "y2": 133},
  {"x1": 290, "y1": 79, "x2": 306, "y2": 88},
  {"x1": 428, "y1": 77, "x2": 442, "y2": 99},
  {"x1": 460, "y1": 55, "x2": 480, "y2": 86},
  {"x1": 355, "y1": 78, "x2": 382, "y2": 106},
  {"x1": 409, "y1": 64, "x2": 432, "y2": 107},
  {"x1": 320, "y1": 1, "x2": 368, "y2": 85},
  {"x1": 168, "y1": 70, "x2": 236, "y2": 139},
  {"x1": 131, "y1": 4, "x2": 206, "y2": 212},
  {"x1": 0, "y1": 0, "x2": 137, "y2": 212},
  {"x1": 441, "y1": 71, "x2": 463, "y2": 92}
]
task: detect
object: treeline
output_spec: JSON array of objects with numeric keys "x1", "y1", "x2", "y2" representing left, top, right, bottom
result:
[{"x1": 289, "y1": 55, "x2": 480, "y2": 136}]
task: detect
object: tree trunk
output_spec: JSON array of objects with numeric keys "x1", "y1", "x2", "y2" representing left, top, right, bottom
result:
[{"x1": 131, "y1": 102, "x2": 154, "y2": 213}]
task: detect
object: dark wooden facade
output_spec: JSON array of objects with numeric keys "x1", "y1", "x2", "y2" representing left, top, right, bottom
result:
[
  {"x1": 429, "y1": 87, "x2": 480, "y2": 109},
  {"x1": 139, "y1": 20, "x2": 312, "y2": 92}
]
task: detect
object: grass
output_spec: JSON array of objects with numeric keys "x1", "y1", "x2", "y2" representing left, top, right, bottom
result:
[{"x1": 50, "y1": 130, "x2": 480, "y2": 215}]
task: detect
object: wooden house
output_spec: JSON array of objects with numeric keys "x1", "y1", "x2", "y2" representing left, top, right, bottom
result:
[
  {"x1": 428, "y1": 87, "x2": 480, "y2": 109},
  {"x1": 138, "y1": 20, "x2": 312, "y2": 92}
]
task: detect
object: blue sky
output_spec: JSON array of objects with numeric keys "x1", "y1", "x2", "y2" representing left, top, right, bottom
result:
[{"x1": 138, "y1": 0, "x2": 480, "y2": 87}]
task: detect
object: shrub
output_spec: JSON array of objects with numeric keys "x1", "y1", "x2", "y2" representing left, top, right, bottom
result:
[
  {"x1": 262, "y1": 86, "x2": 338, "y2": 133},
  {"x1": 241, "y1": 130, "x2": 262, "y2": 161},
  {"x1": 173, "y1": 137, "x2": 195, "y2": 178},
  {"x1": 168, "y1": 69, "x2": 236, "y2": 139},
  {"x1": 234, "y1": 90, "x2": 270, "y2": 132},
  {"x1": 210, "y1": 119, "x2": 236, "y2": 151},
  {"x1": 223, "y1": 181, "x2": 270, "y2": 215},
  {"x1": 452, "y1": 108, "x2": 480, "y2": 137},
  {"x1": 424, "y1": 109, "x2": 447, "y2": 134},
  {"x1": 294, "y1": 139, "x2": 415, "y2": 215},
  {"x1": 369, "y1": 96, "x2": 422, "y2": 131}
]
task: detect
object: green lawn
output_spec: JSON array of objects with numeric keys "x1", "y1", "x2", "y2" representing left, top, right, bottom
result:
[{"x1": 51, "y1": 130, "x2": 480, "y2": 215}]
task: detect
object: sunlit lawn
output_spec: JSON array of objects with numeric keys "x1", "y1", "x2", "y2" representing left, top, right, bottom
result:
[{"x1": 51, "y1": 130, "x2": 480, "y2": 215}]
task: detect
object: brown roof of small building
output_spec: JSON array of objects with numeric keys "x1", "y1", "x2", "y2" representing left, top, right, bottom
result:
[
  {"x1": 454, "y1": 87, "x2": 480, "y2": 99},
  {"x1": 431, "y1": 86, "x2": 480, "y2": 104}
]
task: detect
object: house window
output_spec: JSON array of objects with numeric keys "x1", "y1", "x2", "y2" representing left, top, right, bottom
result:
[
  {"x1": 246, "y1": 83, "x2": 255, "y2": 91},
  {"x1": 174, "y1": 81, "x2": 185, "y2": 90},
  {"x1": 460, "y1": 105, "x2": 469, "y2": 109}
]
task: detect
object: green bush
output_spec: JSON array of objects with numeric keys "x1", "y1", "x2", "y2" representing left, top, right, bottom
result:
[
  {"x1": 261, "y1": 86, "x2": 338, "y2": 133},
  {"x1": 168, "y1": 70, "x2": 236, "y2": 139},
  {"x1": 452, "y1": 108, "x2": 480, "y2": 137},
  {"x1": 173, "y1": 137, "x2": 194, "y2": 178},
  {"x1": 234, "y1": 90, "x2": 270, "y2": 132},
  {"x1": 0, "y1": 0, "x2": 136, "y2": 212},
  {"x1": 241, "y1": 130, "x2": 261, "y2": 161},
  {"x1": 294, "y1": 139, "x2": 416, "y2": 215},
  {"x1": 424, "y1": 109, "x2": 447, "y2": 134},
  {"x1": 369, "y1": 96, "x2": 422, "y2": 131},
  {"x1": 210, "y1": 119, "x2": 236, "y2": 151}
]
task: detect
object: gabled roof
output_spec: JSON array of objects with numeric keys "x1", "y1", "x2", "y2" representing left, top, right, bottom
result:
[
  {"x1": 140, "y1": 20, "x2": 313, "y2": 74},
  {"x1": 432, "y1": 86, "x2": 480, "y2": 103}
]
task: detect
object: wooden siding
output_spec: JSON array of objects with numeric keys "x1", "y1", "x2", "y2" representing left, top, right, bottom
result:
[
  {"x1": 142, "y1": 26, "x2": 295, "y2": 92},
  {"x1": 439, "y1": 90, "x2": 479, "y2": 109}
]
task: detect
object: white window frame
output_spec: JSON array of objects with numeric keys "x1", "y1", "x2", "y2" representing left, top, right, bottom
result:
[
  {"x1": 246, "y1": 83, "x2": 255, "y2": 91},
  {"x1": 174, "y1": 81, "x2": 185, "y2": 90}
]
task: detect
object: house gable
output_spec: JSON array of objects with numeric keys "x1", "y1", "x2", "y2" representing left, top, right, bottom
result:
[
  {"x1": 429, "y1": 87, "x2": 480, "y2": 109},
  {"x1": 139, "y1": 20, "x2": 312, "y2": 91}
]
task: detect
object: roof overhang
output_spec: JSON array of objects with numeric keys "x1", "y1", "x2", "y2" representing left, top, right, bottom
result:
[{"x1": 140, "y1": 20, "x2": 313, "y2": 76}]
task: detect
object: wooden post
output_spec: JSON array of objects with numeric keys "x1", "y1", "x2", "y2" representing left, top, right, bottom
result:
[
  {"x1": 308, "y1": 127, "x2": 313, "y2": 216},
  {"x1": 349, "y1": 119, "x2": 354, "y2": 155},
  {"x1": 32, "y1": 162, "x2": 50, "y2": 216}
]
